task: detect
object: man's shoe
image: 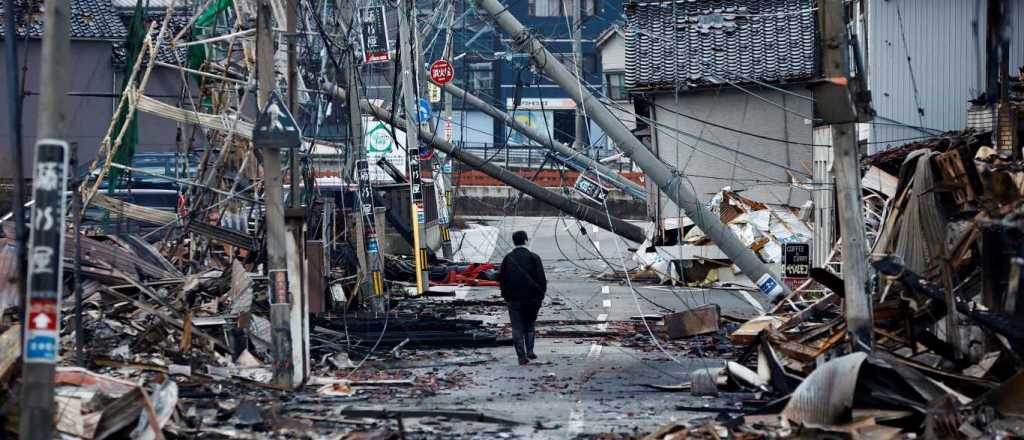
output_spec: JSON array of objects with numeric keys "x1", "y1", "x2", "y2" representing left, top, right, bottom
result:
[
  {"x1": 527, "y1": 353, "x2": 538, "y2": 360},
  {"x1": 518, "y1": 358, "x2": 530, "y2": 366}
]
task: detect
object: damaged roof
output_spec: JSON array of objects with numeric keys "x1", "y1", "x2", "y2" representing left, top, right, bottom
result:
[
  {"x1": 623, "y1": 0, "x2": 819, "y2": 91},
  {"x1": 0, "y1": 0, "x2": 128, "y2": 41}
]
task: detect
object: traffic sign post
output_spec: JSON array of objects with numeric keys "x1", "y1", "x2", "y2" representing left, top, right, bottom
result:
[
  {"x1": 21, "y1": 139, "x2": 69, "y2": 440},
  {"x1": 253, "y1": 89, "x2": 304, "y2": 387},
  {"x1": 253, "y1": 91, "x2": 302, "y2": 148},
  {"x1": 429, "y1": 59, "x2": 454, "y2": 85}
]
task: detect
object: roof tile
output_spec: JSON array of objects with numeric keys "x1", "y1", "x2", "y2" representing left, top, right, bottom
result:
[{"x1": 624, "y1": 0, "x2": 819, "y2": 91}]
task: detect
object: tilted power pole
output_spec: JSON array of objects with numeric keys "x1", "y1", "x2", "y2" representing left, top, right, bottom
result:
[
  {"x1": 470, "y1": 0, "x2": 789, "y2": 299},
  {"x1": 397, "y1": 0, "x2": 430, "y2": 294}
]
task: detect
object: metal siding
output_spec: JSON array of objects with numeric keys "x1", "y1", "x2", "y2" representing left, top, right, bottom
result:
[{"x1": 867, "y1": 0, "x2": 1023, "y2": 153}]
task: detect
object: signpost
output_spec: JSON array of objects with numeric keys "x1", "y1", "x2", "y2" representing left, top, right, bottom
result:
[
  {"x1": 429, "y1": 59, "x2": 454, "y2": 85},
  {"x1": 356, "y1": 159, "x2": 385, "y2": 299},
  {"x1": 253, "y1": 90, "x2": 304, "y2": 387},
  {"x1": 21, "y1": 139, "x2": 69, "y2": 440},
  {"x1": 253, "y1": 91, "x2": 302, "y2": 148},
  {"x1": 359, "y1": 5, "x2": 391, "y2": 64}
]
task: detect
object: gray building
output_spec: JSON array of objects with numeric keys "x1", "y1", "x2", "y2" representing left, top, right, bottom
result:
[
  {"x1": 624, "y1": 0, "x2": 817, "y2": 228},
  {"x1": 860, "y1": 0, "x2": 1024, "y2": 153},
  {"x1": 0, "y1": 0, "x2": 189, "y2": 180}
]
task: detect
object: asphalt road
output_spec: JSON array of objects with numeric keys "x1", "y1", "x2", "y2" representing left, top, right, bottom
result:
[{"x1": 390, "y1": 216, "x2": 766, "y2": 438}]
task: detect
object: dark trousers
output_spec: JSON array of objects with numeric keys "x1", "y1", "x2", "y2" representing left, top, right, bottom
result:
[{"x1": 508, "y1": 300, "x2": 541, "y2": 362}]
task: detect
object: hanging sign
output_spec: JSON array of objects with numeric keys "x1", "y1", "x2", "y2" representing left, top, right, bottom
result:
[
  {"x1": 428, "y1": 83, "x2": 442, "y2": 103},
  {"x1": 429, "y1": 59, "x2": 454, "y2": 85},
  {"x1": 360, "y1": 6, "x2": 391, "y2": 64}
]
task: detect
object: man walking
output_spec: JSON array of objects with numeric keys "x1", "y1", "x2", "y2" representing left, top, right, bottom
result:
[{"x1": 498, "y1": 230, "x2": 547, "y2": 365}]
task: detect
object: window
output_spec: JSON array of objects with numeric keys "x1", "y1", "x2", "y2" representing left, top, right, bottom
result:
[
  {"x1": 605, "y1": 72, "x2": 627, "y2": 101},
  {"x1": 468, "y1": 62, "x2": 493, "y2": 92},
  {"x1": 529, "y1": 0, "x2": 595, "y2": 17}
]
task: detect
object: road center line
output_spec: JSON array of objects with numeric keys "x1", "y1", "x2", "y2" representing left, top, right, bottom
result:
[{"x1": 567, "y1": 343, "x2": 603, "y2": 436}]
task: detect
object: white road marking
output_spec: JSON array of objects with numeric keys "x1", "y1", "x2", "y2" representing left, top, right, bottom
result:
[
  {"x1": 602, "y1": 299, "x2": 612, "y2": 308},
  {"x1": 567, "y1": 343, "x2": 603, "y2": 436},
  {"x1": 595, "y1": 313, "x2": 608, "y2": 331},
  {"x1": 601, "y1": 285, "x2": 610, "y2": 294}
]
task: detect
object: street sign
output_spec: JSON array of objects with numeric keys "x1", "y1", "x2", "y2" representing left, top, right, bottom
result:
[
  {"x1": 574, "y1": 174, "x2": 610, "y2": 204},
  {"x1": 253, "y1": 91, "x2": 301, "y2": 148},
  {"x1": 24, "y1": 139, "x2": 69, "y2": 364},
  {"x1": 359, "y1": 5, "x2": 391, "y2": 63},
  {"x1": 783, "y1": 243, "x2": 811, "y2": 278},
  {"x1": 416, "y1": 98, "x2": 431, "y2": 124},
  {"x1": 429, "y1": 59, "x2": 454, "y2": 84},
  {"x1": 428, "y1": 83, "x2": 442, "y2": 103}
]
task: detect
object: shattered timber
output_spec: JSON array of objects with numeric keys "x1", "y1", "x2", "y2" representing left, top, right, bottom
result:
[{"x1": 1, "y1": 0, "x2": 1024, "y2": 437}]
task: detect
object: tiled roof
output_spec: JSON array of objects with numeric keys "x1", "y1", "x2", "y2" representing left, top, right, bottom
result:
[
  {"x1": 113, "y1": 15, "x2": 191, "y2": 66},
  {"x1": 0, "y1": 0, "x2": 128, "y2": 40},
  {"x1": 623, "y1": 0, "x2": 819, "y2": 91}
]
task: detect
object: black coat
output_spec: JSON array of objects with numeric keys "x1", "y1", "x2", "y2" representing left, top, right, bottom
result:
[{"x1": 497, "y1": 247, "x2": 547, "y2": 302}]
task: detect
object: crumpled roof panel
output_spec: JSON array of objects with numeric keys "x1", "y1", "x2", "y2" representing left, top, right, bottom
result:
[
  {"x1": 624, "y1": 0, "x2": 819, "y2": 91},
  {"x1": 0, "y1": 0, "x2": 128, "y2": 40}
]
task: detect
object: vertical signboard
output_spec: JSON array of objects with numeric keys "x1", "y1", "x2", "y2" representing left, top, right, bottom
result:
[
  {"x1": 355, "y1": 159, "x2": 385, "y2": 296},
  {"x1": 783, "y1": 243, "x2": 811, "y2": 278},
  {"x1": 359, "y1": 6, "x2": 391, "y2": 64},
  {"x1": 24, "y1": 140, "x2": 69, "y2": 364}
]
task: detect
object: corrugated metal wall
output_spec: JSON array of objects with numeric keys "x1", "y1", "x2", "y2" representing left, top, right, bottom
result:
[{"x1": 866, "y1": 0, "x2": 1024, "y2": 153}]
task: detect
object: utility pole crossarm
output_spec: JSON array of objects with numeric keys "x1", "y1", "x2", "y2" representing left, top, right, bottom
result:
[{"x1": 471, "y1": 0, "x2": 789, "y2": 299}]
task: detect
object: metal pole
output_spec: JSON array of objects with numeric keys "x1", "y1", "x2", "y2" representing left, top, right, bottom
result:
[
  {"x1": 433, "y1": 79, "x2": 644, "y2": 198},
  {"x1": 470, "y1": 0, "x2": 788, "y2": 299},
  {"x1": 820, "y1": 0, "x2": 872, "y2": 350},
  {"x1": 256, "y1": 0, "x2": 295, "y2": 387},
  {"x1": 3, "y1": 0, "x2": 26, "y2": 333},
  {"x1": 571, "y1": 0, "x2": 588, "y2": 150},
  {"x1": 397, "y1": 0, "x2": 429, "y2": 294},
  {"x1": 321, "y1": 81, "x2": 648, "y2": 243},
  {"x1": 20, "y1": 0, "x2": 70, "y2": 435},
  {"x1": 72, "y1": 144, "x2": 83, "y2": 366}
]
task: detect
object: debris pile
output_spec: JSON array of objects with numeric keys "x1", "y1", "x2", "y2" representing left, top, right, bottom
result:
[{"x1": 631, "y1": 129, "x2": 1024, "y2": 438}]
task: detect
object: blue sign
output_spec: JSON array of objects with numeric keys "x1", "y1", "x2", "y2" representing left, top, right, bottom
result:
[
  {"x1": 25, "y1": 333, "x2": 57, "y2": 362},
  {"x1": 442, "y1": 161, "x2": 452, "y2": 173},
  {"x1": 368, "y1": 239, "x2": 379, "y2": 253},
  {"x1": 417, "y1": 99, "x2": 431, "y2": 124},
  {"x1": 417, "y1": 209, "x2": 426, "y2": 224},
  {"x1": 757, "y1": 274, "x2": 783, "y2": 298}
]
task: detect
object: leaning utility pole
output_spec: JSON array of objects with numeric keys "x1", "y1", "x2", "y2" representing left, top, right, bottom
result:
[
  {"x1": 432, "y1": 79, "x2": 644, "y2": 199},
  {"x1": 471, "y1": 0, "x2": 789, "y2": 299},
  {"x1": 20, "y1": 0, "x2": 71, "y2": 436},
  {"x1": 819, "y1": 0, "x2": 872, "y2": 351},
  {"x1": 397, "y1": 0, "x2": 429, "y2": 294},
  {"x1": 323, "y1": 80, "x2": 648, "y2": 243},
  {"x1": 571, "y1": 0, "x2": 588, "y2": 150},
  {"x1": 255, "y1": 0, "x2": 296, "y2": 387}
]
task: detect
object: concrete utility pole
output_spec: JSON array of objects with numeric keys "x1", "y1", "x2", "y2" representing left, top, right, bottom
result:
[
  {"x1": 571, "y1": 0, "x2": 588, "y2": 150},
  {"x1": 432, "y1": 79, "x2": 644, "y2": 199},
  {"x1": 397, "y1": 0, "x2": 430, "y2": 294},
  {"x1": 283, "y1": 0, "x2": 309, "y2": 386},
  {"x1": 819, "y1": 0, "x2": 872, "y2": 351},
  {"x1": 470, "y1": 0, "x2": 789, "y2": 299},
  {"x1": 322, "y1": 81, "x2": 648, "y2": 243},
  {"x1": 20, "y1": 0, "x2": 71, "y2": 437},
  {"x1": 256, "y1": 0, "x2": 296, "y2": 386}
]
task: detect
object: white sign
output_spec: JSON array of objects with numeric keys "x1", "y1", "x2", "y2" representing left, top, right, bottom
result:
[{"x1": 364, "y1": 117, "x2": 408, "y2": 182}]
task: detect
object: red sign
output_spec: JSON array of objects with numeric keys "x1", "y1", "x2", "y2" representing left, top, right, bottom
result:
[
  {"x1": 28, "y1": 300, "x2": 58, "y2": 331},
  {"x1": 429, "y1": 60, "x2": 454, "y2": 85}
]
